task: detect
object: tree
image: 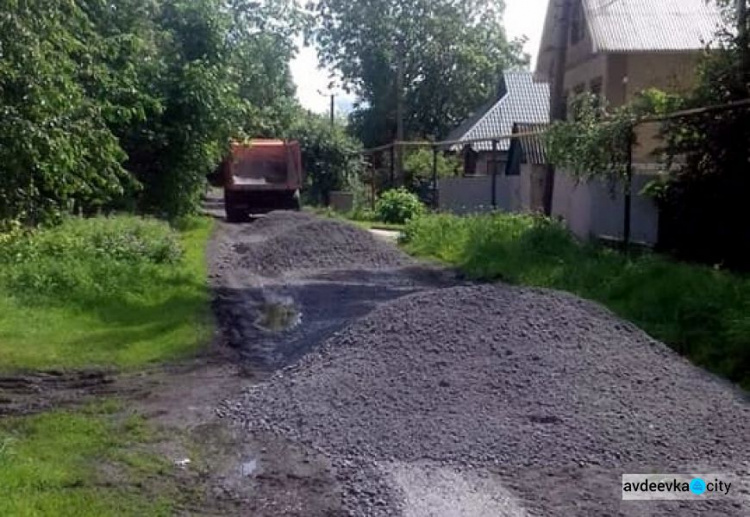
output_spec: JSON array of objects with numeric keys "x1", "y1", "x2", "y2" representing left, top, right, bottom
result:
[
  {"x1": 654, "y1": 0, "x2": 750, "y2": 268},
  {"x1": 311, "y1": 0, "x2": 527, "y2": 147},
  {"x1": 287, "y1": 113, "x2": 363, "y2": 205},
  {"x1": 0, "y1": 0, "x2": 306, "y2": 223},
  {"x1": 0, "y1": 0, "x2": 136, "y2": 224}
]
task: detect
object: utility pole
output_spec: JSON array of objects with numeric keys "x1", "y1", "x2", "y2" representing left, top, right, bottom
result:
[
  {"x1": 395, "y1": 46, "x2": 405, "y2": 187},
  {"x1": 544, "y1": 0, "x2": 574, "y2": 216},
  {"x1": 330, "y1": 94, "x2": 335, "y2": 128},
  {"x1": 318, "y1": 89, "x2": 336, "y2": 128},
  {"x1": 739, "y1": 0, "x2": 749, "y2": 85}
]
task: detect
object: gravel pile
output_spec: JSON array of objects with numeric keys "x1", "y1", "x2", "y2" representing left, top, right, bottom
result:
[
  {"x1": 225, "y1": 284, "x2": 750, "y2": 515},
  {"x1": 234, "y1": 216, "x2": 411, "y2": 276}
]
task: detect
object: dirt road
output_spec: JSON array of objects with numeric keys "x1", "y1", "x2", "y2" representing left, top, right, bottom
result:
[{"x1": 206, "y1": 203, "x2": 749, "y2": 516}]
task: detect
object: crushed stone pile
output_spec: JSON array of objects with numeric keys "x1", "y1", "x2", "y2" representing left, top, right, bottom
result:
[
  {"x1": 233, "y1": 215, "x2": 411, "y2": 276},
  {"x1": 224, "y1": 284, "x2": 750, "y2": 516}
]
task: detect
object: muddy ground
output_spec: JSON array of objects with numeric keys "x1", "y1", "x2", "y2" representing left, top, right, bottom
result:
[{"x1": 2, "y1": 193, "x2": 748, "y2": 516}]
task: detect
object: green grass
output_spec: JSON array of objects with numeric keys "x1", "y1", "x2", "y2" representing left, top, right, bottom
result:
[
  {"x1": 0, "y1": 216, "x2": 213, "y2": 371},
  {"x1": 307, "y1": 206, "x2": 407, "y2": 232},
  {"x1": 0, "y1": 403, "x2": 174, "y2": 516},
  {"x1": 403, "y1": 212, "x2": 750, "y2": 389}
]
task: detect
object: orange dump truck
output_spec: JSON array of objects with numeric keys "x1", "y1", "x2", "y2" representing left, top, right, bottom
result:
[{"x1": 221, "y1": 139, "x2": 303, "y2": 221}]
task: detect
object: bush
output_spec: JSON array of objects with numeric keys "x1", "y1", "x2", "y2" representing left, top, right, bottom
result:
[
  {"x1": 403, "y1": 212, "x2": 750, "y2": 389},
  {"x1": 0, "y1": 215, "x2": 212, "y2": 370},
  {"x1": 375, "y1": 188, "x2": 425, "y2": 224},
  {"x1": 0, "y1": 216, "x2": 183, "y2": 303},
  {"x1": 287, "y1": 113, "x2": 363, "y2": 206}
]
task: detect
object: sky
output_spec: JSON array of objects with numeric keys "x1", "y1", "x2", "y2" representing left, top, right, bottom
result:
[{"x1": 290, "y1": 0, "x2": 550, "y2": 114}]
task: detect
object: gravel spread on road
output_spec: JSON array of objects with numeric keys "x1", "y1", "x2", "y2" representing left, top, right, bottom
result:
[
  {"x1": 233, "y1": 215, "x2": 410, "y2": 277},
  {"x1": 226, "y1": 284, "x2": 750, "y2": 515},
  {"x1": 215, "y1": 211, "x2": 750, "y2": 516}
]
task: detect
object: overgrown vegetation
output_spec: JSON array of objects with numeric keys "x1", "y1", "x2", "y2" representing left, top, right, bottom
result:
[
  {"x1": 375, "y1": 188, "x2": 425, "y2": 224},
  {"x1": 652, "y1": 1, "x2": 750, "y2": 269},
  {"x1": 403, "y1": 212, "x2": 750, "y2": 389},
  {"x1": 287, "y1": 113, "x2": 363, "y2": 205},
  {"x1": 0, "y1": 216, "x2": 212, "y2": 370},
  {"x1": 0, "y1": 0, "x2": 304, "y2": 224},
  {"x1": 0, "y1": 402, "x2": 174, "y2": 516}
]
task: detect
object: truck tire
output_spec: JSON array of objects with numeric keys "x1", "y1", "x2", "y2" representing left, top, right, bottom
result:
[{"x1": 225, "y1": 206, "x2": 247, "y2": 223}]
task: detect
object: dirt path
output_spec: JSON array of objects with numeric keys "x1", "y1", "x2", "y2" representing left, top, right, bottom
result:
[
  {"x1": 4, "y1": 197, "x2": 746, "y2": 515},
  {"x1": 203, "y1": 200, "x2": 749, "y2": 516}
]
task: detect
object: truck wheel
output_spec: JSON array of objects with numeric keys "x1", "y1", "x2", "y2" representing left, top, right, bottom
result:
[{"x1": 226, "y1": 208, "x2": 247, "y2": 223}]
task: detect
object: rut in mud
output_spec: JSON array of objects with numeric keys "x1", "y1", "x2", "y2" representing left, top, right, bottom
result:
[{"x1": 209, "y1": 210, "x2": 750, "y2": 516}]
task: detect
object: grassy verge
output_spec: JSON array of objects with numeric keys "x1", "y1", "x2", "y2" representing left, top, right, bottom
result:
[
  {"x1": 307, "y1": 206, "x2": 406, "y2": 232},
  {"x1": 0, "y1": 402, "x2": 175, "y2": 516},
  {"x1": 403, "y1": 212, "x2": 750, "y2": 389},
  {"x1": 0, "y1": 216, "x2": 213, "y2": 371}
]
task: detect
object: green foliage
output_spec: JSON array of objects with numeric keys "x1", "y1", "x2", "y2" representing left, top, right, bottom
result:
[
  {"x1": 0, "y1": 0, "x2": 304, "y2": 224},
  {"x1": 375, "y1": 188, "x2": 425, "y2": 224},
  {"x1": 312, "y1": 0, "x2": 527, "y2": 146},
  {"x1": 0, "y1": 217, "x2": 183, "y2": 302},
  {"x1": 287, "y1": 113, "x2": 363, "y2": 205},
  {"x1": 0, "y1": 0, "x2": 135, "y2": 224},
  {"x1": 0, "y1": 216, "x2": 213, "y2": 370},
  {"x1": 545, "y1": 94, "x2": 633, "y2": 183},
  {"x1": 403, "y1": 212, "x2": 750, "y2": 389},
  {"x1": 0, "y1": 404, "x2": 173, "y2": 516},
  {"x1": 652, "y1": 5, "x2": 750, "y2": 268},
  {"x1": 545, "y1": 89, "x2": 682, "y2": 184},
  {"x1": 403, "y1": 148, "x2": 460, "y2": 185}
]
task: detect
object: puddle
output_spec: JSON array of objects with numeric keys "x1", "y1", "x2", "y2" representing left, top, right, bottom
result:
[
  {"x1": 255, "y1": 297, "x2": 301, "y2": 332},
  {"x1": 241, "y1": 458, "x2": 258, "y2": 477}
]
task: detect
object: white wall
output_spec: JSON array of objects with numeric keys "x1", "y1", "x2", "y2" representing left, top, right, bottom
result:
[
  {"x1": 552, "y1": 169, "x2": 660, "y2": 245},
  {"x1": 438, "y1": 166, "x2": 661, "y2": 246},
  {"x1": 437, "y1": 164, "x2": 545, "y2": 215}
]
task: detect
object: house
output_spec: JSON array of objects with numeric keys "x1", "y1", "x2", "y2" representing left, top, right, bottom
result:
[
  {"x1": 535, "y1": 0, "x2": 725, "y2": 245},
  {"x1": 444, "y1": 71, "x2": 550, "y2": 176},
  {"x1": 535, "y1": 0, "x2": 723, "y2": 160}
]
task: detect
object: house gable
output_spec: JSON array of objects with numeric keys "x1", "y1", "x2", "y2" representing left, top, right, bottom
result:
[{"x1": 535, "y1": 0, "x2": 724, "y2": 82}]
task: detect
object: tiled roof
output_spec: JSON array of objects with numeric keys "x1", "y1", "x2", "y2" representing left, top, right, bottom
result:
[
  {"x1": 584, "y1": 0, "x2": 724, "y2": 52},
  {"x1": 448, "y1": 71, "x2": 550, "y2": 152},
  {"x1": 511, "y1": 123, "x2": 549, "y2": 165}
]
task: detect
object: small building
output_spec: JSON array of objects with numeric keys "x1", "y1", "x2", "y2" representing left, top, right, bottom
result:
[{"x1": 444, "y1": 71, "x2": 550, "y2": 176}]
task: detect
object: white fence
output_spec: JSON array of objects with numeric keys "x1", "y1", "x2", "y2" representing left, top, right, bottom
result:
[{"x1": 437, "y1": 165, "x2": 661, "y2": 246}]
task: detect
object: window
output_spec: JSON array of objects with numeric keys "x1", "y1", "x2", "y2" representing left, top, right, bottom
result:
[{"x1": 570, "y1": 1, "x2": 585, "y2": 45}]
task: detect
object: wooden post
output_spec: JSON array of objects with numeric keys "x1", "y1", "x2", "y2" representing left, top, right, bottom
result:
[
  {"x1": 395, "y1": 48, "x2": 405, "y2": 186},
  {"x1": 491, "y1": 139, "x2": 499, "y2": 209},
  {"x1": 623, "y1": 127, "x2": 634, "y2": 250},
  {"x1": 370, "y1": 162, "x2": 376, "y2": 210},
  {"x1": 544, "y1": 0, "x2": 574, "y2": 216},
  {"x1": 432, "y1": 145, "x2": 439, "y2": 209},
  {"x1": 389, "y1": 144, "x2": 395, "y2": 189},
  {"x1": 330, "y1": 94, "x2": 335, "y2": 128}
]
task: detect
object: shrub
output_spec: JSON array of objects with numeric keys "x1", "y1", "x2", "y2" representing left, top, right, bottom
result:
[
  {"x1": 375, "y1": 188, "x2": 425, "y2": 224},
  {"x1": 0, "y1": 216, "x2": 183, "y2": 304}
]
